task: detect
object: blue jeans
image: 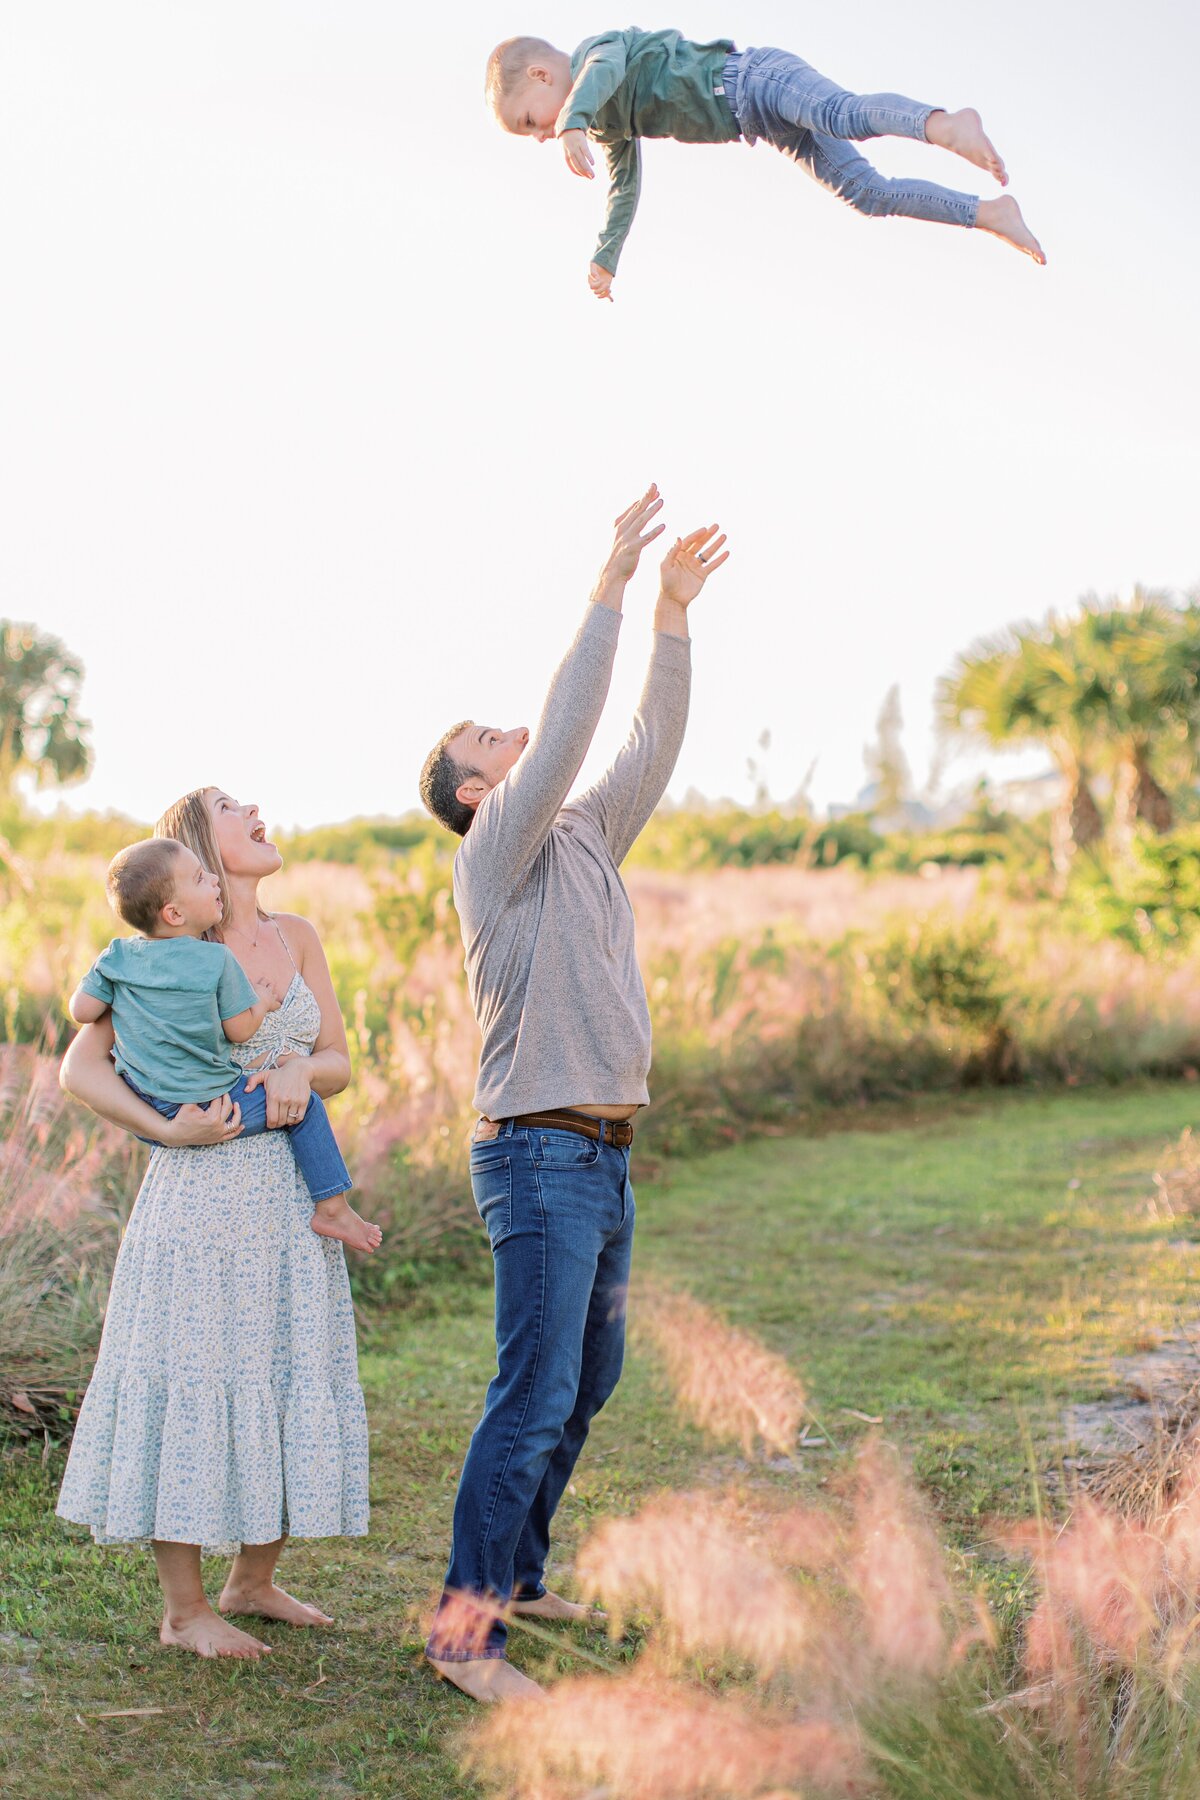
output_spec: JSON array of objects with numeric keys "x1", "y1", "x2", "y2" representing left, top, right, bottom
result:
[
  {"x1": 128, "y1": 1070, "x2": 352, "y2": 1202},
  {"x1": 726, "y1": 47, "x2": 978, "y2": 229},
  {"x1": 426, "y1": 1121, "x2": 635, "y2": 1660}
]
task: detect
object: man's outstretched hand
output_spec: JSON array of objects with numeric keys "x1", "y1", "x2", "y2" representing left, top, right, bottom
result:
[
  {"x1": 660, "y1": 525, "x2": 730, "y2": 610},
  {"x1": 593, "y1": 485, "x2": 667, "y2": 609},
  {"x1": 589, "y1": 262, "x2": 614, "y2": 302}
]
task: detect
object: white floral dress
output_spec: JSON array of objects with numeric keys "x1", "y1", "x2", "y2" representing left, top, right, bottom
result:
[{"x1": 57, "y1": 971, "x2": 369, "y2": 1552}]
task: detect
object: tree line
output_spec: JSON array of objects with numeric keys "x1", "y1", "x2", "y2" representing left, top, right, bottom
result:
[{"x1": 4, "y1": 591, "x2": 1199, "y2": 881}]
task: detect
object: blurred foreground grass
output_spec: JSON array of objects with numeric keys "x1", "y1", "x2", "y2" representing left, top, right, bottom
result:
[{"x1": 3, "y1": 1084, "x2": 1198, "y2": 1799}]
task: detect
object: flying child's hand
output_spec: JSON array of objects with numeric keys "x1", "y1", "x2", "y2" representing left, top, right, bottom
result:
[
  {"x1": 560, "y1": 129, "x2": 595, "y2": 179},
  {"x1": 660, "y1": 525, "x2": 730, "y2": 610},
  {"x1": 588, "y1": 262, "x2": 614, "y2": 302}
]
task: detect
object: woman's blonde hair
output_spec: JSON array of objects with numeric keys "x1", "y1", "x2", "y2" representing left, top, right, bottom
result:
[{"x1": 154, "y1": 786, "x2": 268, "y2": 940}]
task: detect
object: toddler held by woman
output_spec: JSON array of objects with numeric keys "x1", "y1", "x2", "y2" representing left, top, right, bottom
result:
[{"x1": 69, "y1": 838, "x2": 382, "y2": 1255}]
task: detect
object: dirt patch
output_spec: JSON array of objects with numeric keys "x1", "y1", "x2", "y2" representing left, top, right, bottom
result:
[{"x1": 1058, "y1": 1332, "x2": 1200, "y2": 1508}]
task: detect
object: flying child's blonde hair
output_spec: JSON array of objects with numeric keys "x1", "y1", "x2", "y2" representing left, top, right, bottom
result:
[{"x1": 484, "y1": 36, "x2": 558, "y2": 113}]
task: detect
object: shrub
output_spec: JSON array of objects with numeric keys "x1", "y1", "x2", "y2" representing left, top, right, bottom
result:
[{"x1": 1068, "y1": 828, "x2": 1200, "y2": 953}]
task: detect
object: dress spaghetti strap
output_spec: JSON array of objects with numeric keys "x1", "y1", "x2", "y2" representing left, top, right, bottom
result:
[{"x1": 270, "y1": 915, "x2": 300, "y2": 974}]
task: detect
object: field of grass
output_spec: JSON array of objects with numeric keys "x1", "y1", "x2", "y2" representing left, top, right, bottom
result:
[{"x1": 4, "y1": 1083, "x2": 1198, "y2": 1800}]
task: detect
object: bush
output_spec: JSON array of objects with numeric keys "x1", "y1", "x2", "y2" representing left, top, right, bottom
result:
[
  {"x1": 278, "y1": 814, "x2": 447, "y2": 866},
  {"x1": 1068, "y1": 828, "x2": 1200, "y2": 953}
]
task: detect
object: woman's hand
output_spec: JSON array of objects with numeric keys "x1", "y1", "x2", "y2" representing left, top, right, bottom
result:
[
  {"x1": 165, "y1": 1094, "x2": 244, "y2": 1146},
  {"x1": 588, "y1": 261, "x2": 614, "y2": 302},
  {"x1": 243, "y1": 1053, "x2": 312, "y2": 1129}
]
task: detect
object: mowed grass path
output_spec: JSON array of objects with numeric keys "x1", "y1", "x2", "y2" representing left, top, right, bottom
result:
[{"x1": 4, "y1": 1085, "x2": 1199, "y2": 1800}]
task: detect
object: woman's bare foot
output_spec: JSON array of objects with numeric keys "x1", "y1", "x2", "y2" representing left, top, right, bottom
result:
[
  {"x1": 511, "y1": 1589, "x2": 602, "y2": 1624},
  {"x1": 218, "y1": 1581, "x2": 334, "y2": 1627},
  {"x1": 925, "y1": 106, "x2": 1007, "y2": 185},
  {"x1": 426, "y1": 1655, "x2": 545, "y2": 1703},
  {"x1": 160, "y1": 1602, "x2": 272, "y2": 1659},
  {"x1": 975, "y1": 195, "x2": 1047, "y2": 264},
  {"x1": 311, "y1": 1196, "x2": 383, "y2": 1254}
]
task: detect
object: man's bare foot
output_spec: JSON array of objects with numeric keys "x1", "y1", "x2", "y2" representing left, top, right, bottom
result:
[
  {"x1": 975, "y1": 195, "x2": 1047, "y2": 265},
  {"x1": 311, "y1": 1196, "x2": 383, "y2": 1254},
  {"x1": 511, "y1": 1589, "x2": 603, "y2": 1624},
  {"x1": 426, "y1": 1655, "x2": 545, "y2": 1703},
  {"x1": 160, "y1": 1603, "x2": 272, "y2": 1659},
  {"x1": 925, "y1": 106, "x2": 1007, "y2": 185},
  {"x1": 218, "y1": 1582, "x2": 334, "y2": 1627}
]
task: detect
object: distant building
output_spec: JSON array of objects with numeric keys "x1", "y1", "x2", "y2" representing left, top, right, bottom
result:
[{"x1": 826, "y1": 768, "x2": 1068, "y2": 830}]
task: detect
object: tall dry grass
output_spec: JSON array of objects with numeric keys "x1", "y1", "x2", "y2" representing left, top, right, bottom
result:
[
  {"x1": 8, "y1": 851, "x2": 1200, "y2": 1309},
  {"x1": 464, "y1": 1289, "x2": 1200, "y2": 1800},
  {"x1": 0, "y1": 1044, "x2": 137, "y2": 1440}
]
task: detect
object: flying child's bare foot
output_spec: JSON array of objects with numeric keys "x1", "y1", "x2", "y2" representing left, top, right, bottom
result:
[
  {"x1": 925, "y1": 106, "x2": 1007, "y2": 185},
  {"x1": 975, "y1": 195, "x2": 1047, "y2": 265},
  {"x1": 311, "y1": 1195, "x2": 383, "y2": 1253},
  {"x1": 160, "y1": 1603, "x2": 272, "y2": 1659},
  {"x1": 219, "y1": 1581, "x2": 334, "y2": 1627}
]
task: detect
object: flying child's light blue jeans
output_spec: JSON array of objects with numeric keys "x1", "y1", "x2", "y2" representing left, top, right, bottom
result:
[
  {"x1": 426, "y1": 1120, "x2": 634, "y2": 1660},
  {"x1": 724, "y1": 47, "x2": 979, "y2": 229}
]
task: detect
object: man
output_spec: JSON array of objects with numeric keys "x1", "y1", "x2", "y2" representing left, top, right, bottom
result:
[{"x1": 418, "y1": 485, "x2": 728, "y2": 1701}]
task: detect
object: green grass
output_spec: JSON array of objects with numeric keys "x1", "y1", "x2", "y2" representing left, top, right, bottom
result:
[{"x1": 3, "y1": 1083, "x2": 1199, "y2": 1799}]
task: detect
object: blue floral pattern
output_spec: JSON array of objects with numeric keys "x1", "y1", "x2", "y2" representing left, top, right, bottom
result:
[{"x1": 57, "y1": 973, "x2": 369, "y2": 1552}]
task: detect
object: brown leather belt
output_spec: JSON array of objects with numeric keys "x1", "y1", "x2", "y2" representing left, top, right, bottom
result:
[{"x1": 508, "y1": 1109, "x2": 634, "y2": 1149}]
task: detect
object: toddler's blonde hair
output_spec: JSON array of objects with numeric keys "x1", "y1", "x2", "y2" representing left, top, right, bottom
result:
[{"x1": 106, "y1": 839, "x2": 184, "y2": 936}]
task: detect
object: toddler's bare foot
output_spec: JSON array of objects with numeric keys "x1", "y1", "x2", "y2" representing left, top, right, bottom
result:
[
  {"x1": 219, "y1": 1581, "x2": 333, "y2": 1627},
  {"x1": 926, "y1": 106, "x2": 1007, "y2": 185},
  {"x1": 160, "y1": 1602, "x2": 272, "y2": 1659},
  {"x1": 511, "y1": 1589, "x2": 603, "y2": 1624},
  {"x1": 975, "y1": 195, "x2": 1046, "y2": 265},
  {"x1": 311, "y1": 1196, "x2": 383, "y2": 1254},
  {"x1": 426, "y1": 1655, "x2": 545, "y2": 1703}
]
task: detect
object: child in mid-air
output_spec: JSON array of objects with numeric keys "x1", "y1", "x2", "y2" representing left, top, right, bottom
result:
[
  {"x1": 486, "y1": 29, "x2": 1045, "y2": 299},
  {"x1": 69, "y1": 838, "x2": 383, "y2": 1256}
]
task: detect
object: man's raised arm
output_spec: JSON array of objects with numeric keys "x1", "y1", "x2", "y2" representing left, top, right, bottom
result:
[
  {"x1": 575, "y1": 525, "x2": 729, "y2": 865},
  {"x1": 462, "y1": 488, "x2": 666, "y2": 891}
]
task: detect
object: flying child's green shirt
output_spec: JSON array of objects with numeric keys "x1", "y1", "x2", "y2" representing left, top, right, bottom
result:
[{"x1": 558, "y1": 29, "x2": 739, "y2": 274}]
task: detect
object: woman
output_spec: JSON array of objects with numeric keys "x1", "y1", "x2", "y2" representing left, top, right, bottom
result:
[{"x1": 57, "y1": 788, "x2": 369, "y2": 1660}]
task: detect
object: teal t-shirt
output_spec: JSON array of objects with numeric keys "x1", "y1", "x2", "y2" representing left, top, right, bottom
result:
[{"x1": 80, "y1": 936, "x2": 259, "y2": 1104}]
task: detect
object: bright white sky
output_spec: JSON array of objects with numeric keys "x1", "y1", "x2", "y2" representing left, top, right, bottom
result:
[{"x1": 3, "y1": 2, "x2": 1197, "y2": 828}]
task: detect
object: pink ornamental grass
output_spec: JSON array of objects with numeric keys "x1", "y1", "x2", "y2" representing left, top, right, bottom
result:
[
  {"x1": 577, "y1": 1491, "x2": 810, "y2": 1674},
  {"x1": 636, "y1": 1286, "x2": 807, "y2": 1459},
  {"x1": 467, "y1": 1676, "x2": 868, "y2": 1800},
  {"x1": 424, "y1": 1588, "x2": 508, "y2": 1661},
  {"x1": 850, "y1": 1439, "x2": 953, "y2": 1680}
]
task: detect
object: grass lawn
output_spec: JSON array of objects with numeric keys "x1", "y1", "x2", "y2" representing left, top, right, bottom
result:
[{"x1": 3, "y1": 1083, "x2": 1198, "y2": 1799}]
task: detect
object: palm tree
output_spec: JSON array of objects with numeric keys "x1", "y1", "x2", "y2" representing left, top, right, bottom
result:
[
  {"x1": 1067, "y1": 594, "x2": 1200, "y2": 853},
  {"x1": 938, "y1": 624, "x2": 1105, "y2": 879},
  {"x1": 0, "y1": 622, "x2": 92, "y2": 798}
]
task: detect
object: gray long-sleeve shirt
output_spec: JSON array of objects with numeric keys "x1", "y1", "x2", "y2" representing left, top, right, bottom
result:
[{"x1": 454, "y1": 602, "x2": 691, "y2": 1119}]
